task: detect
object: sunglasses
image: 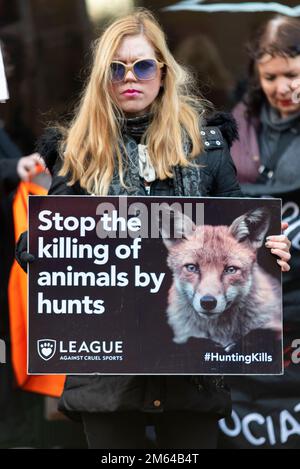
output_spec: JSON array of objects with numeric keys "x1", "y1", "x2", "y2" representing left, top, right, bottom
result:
[{"x1": 110, "y1": 58, "x2": 164, "y2": 83}]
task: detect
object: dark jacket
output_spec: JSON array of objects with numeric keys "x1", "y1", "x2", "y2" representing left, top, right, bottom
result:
[{"x1": 37, "y1": 114, "x2": 242, "y2": 418}]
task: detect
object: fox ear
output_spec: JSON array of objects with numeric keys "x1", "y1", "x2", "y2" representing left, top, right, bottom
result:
[
  {"x1": 229, "y1": 207, "x2": 271, "y2": 249},
  {"x1": 159, "y1": 205, "x2": 196, "y2": 249}
]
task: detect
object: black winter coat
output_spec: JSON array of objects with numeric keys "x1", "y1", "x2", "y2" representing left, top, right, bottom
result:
[{"x1": 38, "y1": 114, "x2": 242, "y2": 418}]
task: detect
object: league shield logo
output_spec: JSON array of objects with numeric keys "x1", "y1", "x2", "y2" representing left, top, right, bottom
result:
[{"x1": 37, "y1": 339, "x2": 56, "y2": 361}]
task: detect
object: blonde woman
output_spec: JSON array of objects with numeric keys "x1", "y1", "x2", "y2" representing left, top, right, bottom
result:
[{"x1": 17, "y1": 9, "x2": 291, "y2": 449}]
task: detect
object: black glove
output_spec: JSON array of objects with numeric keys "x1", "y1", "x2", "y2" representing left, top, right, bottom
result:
[{"x1": 15, "y1": 231, "x2": 35, "y2": 272}]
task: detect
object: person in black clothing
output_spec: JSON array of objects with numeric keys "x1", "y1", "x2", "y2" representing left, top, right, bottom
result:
[{"x1": 16, "y1": 9, "x2": 291, "y2": 449}]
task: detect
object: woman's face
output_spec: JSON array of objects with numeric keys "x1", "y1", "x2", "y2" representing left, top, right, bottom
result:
[
  {"x1": 257, "y1": 54, "x2": 300, "y2": 118},
  {"x1": 110, "y1": 34, "x2": 163, "y2": 117}
]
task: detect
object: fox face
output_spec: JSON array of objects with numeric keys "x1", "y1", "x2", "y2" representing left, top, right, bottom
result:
[{"x1": 161, "y1": 207, "x2": 279, "y2": 347}]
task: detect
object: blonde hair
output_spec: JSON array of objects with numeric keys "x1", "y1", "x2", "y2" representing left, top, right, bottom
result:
[{"x1": 59, "y1": 9, "x2": 205, "y2": 195}]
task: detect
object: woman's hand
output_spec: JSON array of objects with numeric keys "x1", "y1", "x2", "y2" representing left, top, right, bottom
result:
[{"x1": 265, "y1": 222, "x2": 291, "y2": 272}]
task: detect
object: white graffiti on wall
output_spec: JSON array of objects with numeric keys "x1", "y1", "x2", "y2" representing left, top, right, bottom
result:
[
  {"x1": 165, "y1": 1, "x2": 300, "y2": 16},
  {"x1": 219, "y1": 405, "x2": 300, "y2": 446}
]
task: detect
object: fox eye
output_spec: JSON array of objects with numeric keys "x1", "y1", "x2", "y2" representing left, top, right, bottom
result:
[
  {"x1": 224, "y1": 266, "x2": 238, "y2": 274},
  {"x1": 185, "y1": 264, "x2": 199, "y2": 273}
]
